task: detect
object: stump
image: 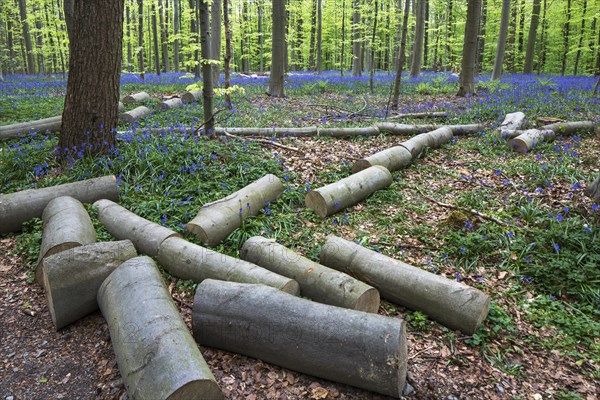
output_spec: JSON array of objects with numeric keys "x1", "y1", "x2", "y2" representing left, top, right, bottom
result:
[
  {"x1": 0, "y1": 175, "x2": 119, "y2": 234},
  {"x1": 98, "y1": 257, "x2": 223, "y2": 400},
  {"x1": 305, "y1": 166, "x2": 393, "y2": 218},
  {"x1": 320, "y1": 235, "x2": 490, "y2": 334},
  {"x1": 186, "y1": 174, "x2": 284, "y2": 246},
  {"x1": 94, "y1": 199, "x2": 180, "y2": 257},
  {"x1": 121, "y1": 106, "x2": 152, "y2": 122},
  {"x1": 122, "y1": 91, "x2": 150, "y2": 103},
  {"x1": 240, "y1": 236, "x2": 379, "y2": 312},
  {"x1": 42, "y1": 240, "x2": 137, "y2": 330},
  {"x1": 192, "y1": 280, "x2": 407, "y2": 398},
  {"x1": 157, "y1": 237, "x2": 300, "y2": 295}
]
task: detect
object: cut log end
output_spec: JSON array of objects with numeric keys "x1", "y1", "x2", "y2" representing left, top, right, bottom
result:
[
  {"x1": 280, "y1": 279, "x2": 301, "y2": 296},
  {"x1": 185, "y1": 223, "x2": 210, "y2": 244},
  {"x1": 35, "y1": 242, "x2": 80, "y2": 285},
  {"x1": 351, "y1": 160, "x2": 372, "y2": 173},
  {"x1": 304, "y1": 191, "x2": 328, "y2": 218},
  {"x1": 354, "y1": 287, "x2": 381, "y2": 313},
  {"x1": 508, "y1": 138, "x2": 528, "y2": 153},
  {"x1": 168, "y1": 380, "x2": 223, "y2": 400}
]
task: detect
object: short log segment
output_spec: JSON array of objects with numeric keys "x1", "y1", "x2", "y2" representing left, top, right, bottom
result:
[
  {"x1": 121, "y1": 106, "x2": 152, "y2": 122},
  {"x1": 509, "y1": 121, "x2": 595, "y2": 153},
  {"x1": 400, "y1": 126, "x2": 454, "y2": 158},
  {"x1": 0, "y1": 175, "x2": 119, "y2": 234},
  {"x1": 42, "y1": 240, "x2": 137, "y2": 330},
  {"x1": 240, "y1": 236, "x2": 379, "y2": 312},
  {"x1": 181, "y1": 90, "x2": 201, "y2": 103},
  {"x1": 586, "y1": 174, "x2": 600, "y2": 201},
  {"x1": 118, "y1": 102, "x2": 125, "y2": 112},
  {"x1": 305, "y1": 166, "x2": 393, "y2": 218},
  {"x1": 192, "y1": 280, "x2": 406, "y2": 398},
  {"x1": 36, "y1": 196, "x2": 97, "y2": 284},
  {"x1": 94, "y1": 199, "x2": 180, "y2": 257},
  {"x1": 497, "y1": 112, "x2": 526, "y2": 137},
  {"x1": 157, "y1": 237, "x2": 300, "y2": 295},
  {"x1": 157, "y1": 98, "x2": 183, "y2": 110},
  {"x1": 0, "y1": 116, "x2": 62, "y2": 140},
  {"x1": 352, "y1": 146, "x2": 412, "y2": 173},
  {"x1": 320, "y1": 235, "x2": 490, "y2": 334},
  {"x1": 98, "y1": 257, "x2": 223, "y2": 400},
  {"x1": 187, "y1": 174, "x2": 283, "y2": 246},
  {"x1": 122, "y1": 91, "x2": 150, "y2": 103}
]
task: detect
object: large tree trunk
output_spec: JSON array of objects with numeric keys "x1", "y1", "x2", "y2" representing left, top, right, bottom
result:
[
  {"x1": 457, "y1": 0, "x2": 482, "y2": 96},
  {"x1": 94, "y1": 199, "x2": 180, "y2": 257},
  {"x1": 320, "y1": 235, "x2": 490, "y2": 334},
  {"x1": 391, "y1": 0, "x2": 411, "y2": 109},
  {"x1": 186, "y1": 174, "x2": 283, "y2": 246},
  {"x1": 199, "y1": 0, "x2": 214, "y2": 133},
  {"x1": 586, "y1": 174, "x2": 600, "y2": 201},
  {"x1": 211, "y1": 0, "x2": 222, "y2": 85},
  {"x1": 98, "y1": 257, "x2": 223, "y2": 400},
  {"x1": 351, "y1": 0, "x2": 362, "y2": 76},
  {"x1": 410, "y1": 0, "x2": 425, "y2": 78},
  {"x1": 240, "y1": 236, "x2": 379, "y2": 312},
  {"x1": 17, "y1": 0, "x2": 35, "y2": 74},
  {"x1": 59, "y1": 0, "x2": 124, "y2": 160},
  {"x1": 0, "y1": 116, "x2": 62, "y2": 140},
  {"x1": 41, "y1": 240, "x2": 137, "y2": 330},
  {"x1": 157, "y1": 237, "x2": 300, "y2": 294},
  {"x1": 306, "y1": 166, "x2": 393, "y2": 218},
  {"x1": 0, "y1": 175, "x2": 118, "y2": 235},
  {"x1": 523, "y1": 0, "x2": 541, "y2": 74},
  {"x1": 492, "y1": 0, "x2": 511, "y2": 80},
  {"x1": 397, "y1": 126, "x2": 453, "y2": 158},
  {"x1": 192, "y1": 279, "x2": 407, "y2": 398},
  {"x1": 267, "y1": 0, "x2": 286, "y2": 97}
]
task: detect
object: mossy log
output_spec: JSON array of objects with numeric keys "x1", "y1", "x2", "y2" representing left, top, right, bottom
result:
[
  {"x1": 98, "y1": 257, "x2": 223, "y2": 400},
  {"x1": 122, "y1": 91, "x2": 150, "y2": 103},
  {"x1": 186, "y1": 174, "x2": 283, "y2": 246},
  {"x1": 305, "y1": 166, "x2": 393, "y2": 218},
  {"x1": 585, "y1": 174, "x2": 600, "y2": 201},
  {"x1": 352, "y1": 146, "x2": 412, "y2": 173},
  {"x1": 157, "y1": 98, "x2": 183, "y2": 110},
  {"x1": 497, "y1": 112, "x2": 526, "y2": 137},
  {"x1": 240, "y1": 236, "x2": 379, "y2": 312},
  {"x1": 320, "y1": 235, "x2": 490, "y2": 334},
  {"x1": 42, "y1": 240, "x2": 137, "y2": 330},
  {"x1": 509, "y1": 121, "x2": 594, "y2": 153},
  {"x1": 192, "y1": 279, "x2": 407, "y2": 398},
  {"x1": 121, "y1": 106, "x2": 152, "y2": 122},
  {"x1": 94, "y1": 199, "x2": 180, "y2": 257},
  {"x1": 181, "y1": 90, "x2": 201, "y2": 103},
  {"x1": 36, "y1": 196, "x2": 97, "y2": 284},
  {"x1": 0, "y1": 116, "x2": 62, "y2": 140},
  {"x1": 0, "y1": 175, "x2": 119, "y2": 234},
  {"x1": 157, "y1": 237, "x2": 300, "y2": 295}
]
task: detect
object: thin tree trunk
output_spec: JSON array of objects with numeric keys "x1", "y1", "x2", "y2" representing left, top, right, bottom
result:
[
  {"x1": 352, "y1": 0, "x2": 361, "y2": 76},
  {"x1": 43, "y1": 3, "x2": 57, "y2": 73},
  {"x1": 258, "y1": 0, "x2": 264, "y2": 72},
  {"x1": 7, "y1": 17, "x2": 16, "y2": 74},
  {"x1": 537, "y1": 0, "x2": 547, "y2": 73},
  {"x1": 457, "y1": 0, "x2": 482, "y2": 96},
  {"x1": 51, "y1": 0, "x2": 67, "y2": 75},
  {"x1": 173, "y1": 0, "x2": 180, "y2": 71},
  {"x1": 369, "y1": 0, "x2": 379, "y2": 92},
  {"x1": 410, "y1": 0, "x2": 425, "y2": 78},
  {"x1": 223, "y1": 0, "x2": 232, "y2": 107},
  {"x1": 492, "y1": 0, "x2": 511, "y2": 80},
  {"x1": 137, "y1": 0, "x2": 145, "y2": 79},
  {"x1": 63, "y1": 0, "x2": 74, "y2": 46},
  {"x1": 444, "y1": 0, "x2": 453, "y2": 69},
  {"x1": 523, "y1": 0, "x2": 540, "y2": 74},
  {"x1": 199, "y1": 0, "x2": 214, "y2": 133},
  {"x1": 341, "y1": 0, "x2": 346, "y2": 75},
  {"x1": 316, "y1": 0, "x2": 323, "y2": 72},
  {"x1": 34, "y1": 6, "x2": 45, "y2": 74},
  {"x1": 423, "y1": 0, "x2": 429, "y2": 68},
  {"x1": 391, "y1": 0, "x2": 410, "y2": 109},
  {"x1": 126, "y1": 1, "x2": 133, "y2": 72},
  {"x1": 573, "y1": 0, "x2": 587, "y2": 76},
  {"x1": 151, "y1": 2, "x2": 161, "y2": 75},
  {"x1": 309, "y1": 0, "x2": 317, "y2": 70},
  {"x1": 268, "y1": 0, "x2": 286, "y2": 97},
  {"x1": 17, "y1": 0, "x2": 35, "y2": 74},
  {"x1": 159, "y1": 0, "x2": 169, "y2": 72},
  {"x1": 517, "y1": 0, "x2": 525, "y2": 66},
  {"x1": 506, "y1": 0, "x2": 517, "y2": 72},
  {"x1": 241, "y1": 0, "x2": 250, "y2": 72},
  {"x1": 211, "y1": 0, "x2": 221, "y2": 85},
  {"x1": 561, "y1": 0, "x2": 571, "y2": 76},
  {"x1": 477, "y1": 0, "x2": 487, "y2": 73}
]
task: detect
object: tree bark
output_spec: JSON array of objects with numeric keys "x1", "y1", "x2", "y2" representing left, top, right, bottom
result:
[
  {"x1": 320, "y1": 235, "x2": 490, "y2": 334},
  {"x1": 240, "y1": 0, "x2": 250, "y2": 72},
  {"x1": 316, "y1": 0, "x2": 323, "y2": 72},
  {"x1": 159, "y1": 0, "x2": 169, "y2": 72},
  {"x1": 17, "y1": 0, "x2": 35, "y2": 74},
  {"x1": 0, "y1": 116, "x2": 62, "y2": 140},
  {"x1": 492, "y1": 0, "x2": 511, "y2": 80},
  {"x1": 573, "y1": 0, "x2": 587, "y2": 76},
  {"x1": 137, "y1": 0, "x2": 145, "y2": 79},
  {"x1": 391, "y1": 0, "x2": 411, "y2": 109},
  {"x1": 369, "y1": 0, "x2": 379, "y2": 92},
  {"x1": 457, "y1": 0, "x2": 482, "y2": 96},
  {"x1": 98, "y1": 257, "x2": 224, "y2": 400},
  {"x1": 561, "y1": 0, "x2": 571, "y2": 76},
  {"x1": 306, "y1": 166, "x2": 393, "y2": 218},
  {"x1": 410, "y1": 0, "x2": 425, "y2": 78},
  {"x1": 340, "y1": 0, "x2": 346, "y2": 75},
  {"x1": 42, "y1": 240, "x2": 137, "y2": 330},
  {"x1": 0, "y1": 175, "x2": 118, "y2": 234},
  {"x1": 585, "y1": 174, "x2": 600, "y2": 201},
  {"x1": 63, "y1": 0, "x2": 74, "y2": 48},
  {"x1": 157, "y1": 237, "x2": 300, "y2": 294},
  {"x1": 123, "y1": 91, "x2": 150, "y2": 103},
  {"x1": 156, "y1": 98, "x2": 183, "y2": 110},
  {"x1": 187, "y1": 174, "x2": 283, "y2": 246},
  {"x1": 477, "y1": 0, "x2": 487, "y2": 73},
  {"x1": 121, "y1": 106, "x2": 152, "y2": 122},
  {"x1": 223, "y1": 0, "x2": 232, "y2": 107},
  {"x1": 151, "y1": 2, "x2": 161, "y2": 74},
  {"x1": 523, "y1": 0, "x2": 541, "y2": 74},
  {"x1": 192, "y1": 279, "x2": 407, "y2": 398},
  {"x1": 351, "y1": 0, "x2": 362, "y2": 76},
  {"x1": 267, "y1": 0, "x2": 286, "y2": 97},
  {"x1": 94, "y1": 199, "x2": 180, "y2": 257},
  {"x1": 211, "y1": 0, "x2": 222, "y2": 85},
  {"x1": 199, "y1": 0, "x2": 214, "y2": 133},
  {"x1": 125, "y1": 1, "x2": 133, "y2": 72},
  {"x1": 173, "y1": 0, "x2": 180, "y2": 71},
  {"x1": 241, "y1": 236, "x2": 379, "y2": 312}
]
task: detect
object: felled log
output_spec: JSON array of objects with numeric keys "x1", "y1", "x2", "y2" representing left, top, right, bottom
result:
[
  {"x1": 36, "y1": 196, "x2": 97, "y2": 284},
  {"x1": 240, "y1": 236, "x2": 379, "y2": 312},
  {"x1": 98, "y1": 257, "x2": 223, "y2": 400},
  {"x1": 585, "y1": 174, "x2": 600, "y2": 202},
  {"x1": 377, "y1": 123, "x2": 483, "y2": 136},
  {"x1": 94, "y1": 199, "x2": 180, "y2": 257},
  {"x1": 118, "y1": 101, "x2": 125, "y2": 112},
  {"x1": 320, "y1": 235, "x2": 490, "y2": 334},
  {"x1": 0, "y1": 175, "x2": 119, "y2": 234},
  {"x1": 157, "y1": 237, "x2": 300, "y2": 295},
  {"x1": 121, "y1": 106, "x2": 152, "y2": 122},
  {"x1": 181, "y1": 90, "x2": 201, "y2": 103},
  {"x1": 496, "y1": 112, "x2": 526, "y2": 137},
  {"x1": 157, "y1": 98, "x2": 183, "y2": 110},
  {"x1": 122, "y1": 91, "x2": 150, "y2": 104},
  {"x1": 317, "y1": 126, "x2": 380, "y2": 137},
  {"x1": 305, "y1": 166, "x2": 393, "y2": 218},
  {"x1": 213, "y1": 126, "x2": 319, "y2": 137},
  {"x1": 352, "y1": 146, "x2": 412, "y2": 173},
  {"x1": 192, "y1": 280, "x2": 406, "y2": 398},
  {"x1": 389, "y1": 111, "x2": 448, "y2": 120},
  {"x1": 0, "y1": 116, "x2": 62, "y2": 140},
  {"x1": 41, "y1": 240, "x2": 137, "y2": 330},
  {"x1": 400, "y1": 126, "x2": 453, "y2": 158},
  {"x1": 509, "y1": 121, "x2": 594, "y2": 153},
  {"x1": 187, "y1": 174, "x2": 283, "y2": 246}
]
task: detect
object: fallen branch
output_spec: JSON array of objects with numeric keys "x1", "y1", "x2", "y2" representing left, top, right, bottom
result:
[
  {"x1": 222, "y1": 131, "x2": 301, "y2": 152},
  {"x1": 388, "y1": 111, "x2": 448, "y2": 120}
]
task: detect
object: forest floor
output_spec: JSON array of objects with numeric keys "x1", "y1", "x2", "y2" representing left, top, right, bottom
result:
[{"x1": 1, "y1": 72, "x2": 599, "y2": 399}]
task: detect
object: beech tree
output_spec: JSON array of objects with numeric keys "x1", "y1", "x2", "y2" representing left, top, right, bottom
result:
[
  {"x1": 410, "y1": 0, "x2": 425, "y2": 78},
  {"x1": 523, "y1": 0, "x2": 541, "y2": 74},
  {"x1": 492, "y1": 0, "x2": 511, "y2": 80},
  {"x1": 267, "y1": 0, "x2": 286, "y2": 97},
  {"x1": 457, "y1": 0, "x2": 482, "y2": 96}
]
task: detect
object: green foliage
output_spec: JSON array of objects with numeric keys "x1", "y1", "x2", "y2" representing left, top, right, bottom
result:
[{"x1": 405, "y1": 311, "x2": 431, "y2": 332}]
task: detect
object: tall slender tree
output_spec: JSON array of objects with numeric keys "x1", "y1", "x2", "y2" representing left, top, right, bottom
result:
[
  {"x1": 410, "y1": 0, "x2": 425, "y2": 78},
  {"x1": 492, "y1": 0, "x2": 511, "y2": 80},
  {"x1": 523, "y1": 0, "x2": 541, "y2": 74},
  {"x1": 573, "y1": 0, "x2": 587, "y2": 76},
  {"x1": 352, "y1": 0, "x2": 361, "y2": 76},
  {"x1": 268, "y1": 0, "x2": 286, "y2": 97},
  {"x1": 316, "y1": 0, "x2": 323, "y2": 73},
  {"x1": 477, "y1": 0, "x2": 487, "y2": 73},
  {"x1": 223, "y1": 0, "x2": 232, "y2": 107},
  {"x1": 198, "y1": 0, "x2": 214, "y2": 132},
  {"x1": 159, "y1": 0, "x2": 169, "y2": 72},
  {"x1": 151, "y1": 2, "x2": 161, "y2": 75},
  {"x1": 241, "y1": 0, "x2": 250, "y2": 72},
  {"x1": 17, "y1": 0, "x2": 35, "y2": 74},
  {"x1": 211, "y1": 0, "x2": 222, "y2": 84},
  {"x1": 308, "y1": 0, "x2": 317, "y2": 69},
  {"x1": 340, "y1": 0, "x2": 346, "y2": 75},
  {"x1": 173, "y1": 0, "x2": 180, "y2": 72},
  {"x1": 258, "y1": 0, "x2": 264, "y2": 72},
  {"x1": 561, "y1": 0, "x2": 572, "y2": 76},
  {"x1": 137, "y1": 0, "x2": 145, "y2": 79},
  {"x1": 369, "y1": 0, "x2": 379, "y2": 92},
  {"x1": 457, "y1": 0, "x2": 482, "y2": 96},
  {"x1": 391, "y1": 0, "x2": 410, "y2": 109}
]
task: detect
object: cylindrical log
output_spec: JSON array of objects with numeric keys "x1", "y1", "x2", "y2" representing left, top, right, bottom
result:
[
  {"x1": 389, "y1": 111, "x2": 448, "y2": 119},
  {"x1": 509, "y1": 129, "x2": 555, "y2": 153},
  {"x1": 157, "y1": 98, "x2": 183, "y2": 110},
  {"x1": 121, "y1": 106, "x2": 152, "y2": 122},
  {"x1": 213, "y1": 126, "x2": 319, "y2": 137},
  {"x1": 376, "y1": 123, "x2": 437, "y2": 135},
  {"x1": 352, "y1": 146, "x2": 413, "y2": 173},
  {"x1": 192, "y1": 280, "x2": 406, "y2": 398},
  {"x1": 118, "y1": 101, "x2": 125, "y2": 112},
  {"x1": 186, "y1": 174, "x2": 283, "y2": 246},
  {"x1": 94, "y1": 199, "x2": 180, "y2": 257},
  {"x1": 320, "y1": 235, "x2": 490, "y2": 334},
  {"x1": 157, "y1": 237, "x2": 300, "y2": 295},
  {"x1": 0, "y1": 116, "x2": 62, "y2": 140},
  {"x1": 447, "y1": 124, "x2": 485, "y2": 135},
  {"x1": 122, "y1": 91, "x2": 150, "y2": 103},
  {"x1": 42, "y1": 240, "x2": 137, "y2": 330},
  {"x1": 318, "y1": 126, "x2": 380, "y2": 137},
  {"x1": 586, "y1": 173, "x2": 600, "y2": 201},
  {"x1": 497, "y1": 112, "x2": 526, "y2": 137},
  {"x1": 240, "y1": 236, "x2": 379, "y2": 312},
  {"x1": 98, "y1": 257, "x2": 223, "y2": 400},
  {"x1": 540, "y1": 121, "x2": 594, "y2": 135},
  {"x1": 400, "y1": 134, "x2": 431, "y2": 158},
  {"x1": 426, "y1": 126, "x2": 454, "y2": 147},
  {"x1": 181, "y1": 90, "x2": 201, "y2": 103},
  {"x1": 0, "y1": 175, "x2": 119, "y2": 234},
  {"x1": 305, "y1": 165, "x2": 393, "y2": 218}
]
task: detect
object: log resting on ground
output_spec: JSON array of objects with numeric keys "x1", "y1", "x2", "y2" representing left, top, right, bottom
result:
[
  {"x1": 121, "y1": 106, "x2": 152, "y2": 122},
  {"x1": 122, "y1": 91, "x2": 150, "y2": 103},
  {"x1": 496, "y1": 112, "x2": 526, "y2": 137},
  {"x1": 94, "y1": 199, "x2": 180, "y2": 257},
  {"x1": 399, "y1": 126, "x2": 454, "y2": 158},
  {"x1": 0, "y1": 175, "x2": 119, "y2": 234},
  {"x1": 509, "y1": 121, "x2": 594, "y2": 153},
  {"x1": 305, "y1": 166, "x2": 393, "y2": 218},
  {"x1": 181, "y1": 90, "x2": 201, "y2": 103},
  {"x1": 157, "y1": 98, "x2": 183, "y2": 110},
  {"x1": 42, "y1": 240, "x2": 137, "y2": 330},
  {"x1": 157, "y1": 237, "x2": 300, "y2": 295},
  {"x1": 377, "y1": 123, "x2": 483, "y2": 136},
  {"x1": 192, "y1": 279, "x2": 407, "y2": 398},
  {"x1": 98, "y1": 257, "x2": 223, "y2": 400},
  {"x1": 352, "y1": 146, "x2": 412, "y2": 173},
  {"x1": 240, "y1": 236, "x2": 379, "y2": 312},
  {"x1": 186, "y1": 174, "x2": 283, "y2": 246},
  {"x1": 0, "y1": 116, "x2": 62, "y2": 140},
  {"x1": 320, "y1": 235, "x2": 490, "y2": 334},
  {"x1": 585, "y1": 174, "x2": 600, "y2": 201}
]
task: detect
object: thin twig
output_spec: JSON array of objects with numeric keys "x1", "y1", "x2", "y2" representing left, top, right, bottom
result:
[
  {"x1": 369, "y1": 241, "x2": 434, "y2": 250},
  {"x1": 222, "y1": 130, "x2": 302, "y2": 153},
  {"x1": 193, "y1": 108, "x2": 226, "y2": 135},
  {"x1": 346, "y1": 96, "x2": 368, "y2": 118},
  {"x1": 409, "y1": 345, "x2": 437, "y2": 360}
]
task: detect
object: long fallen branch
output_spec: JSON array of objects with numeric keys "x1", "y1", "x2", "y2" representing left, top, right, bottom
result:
[{"x1": 222, "y1": 131, "x2": 301, "y2": 152}]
